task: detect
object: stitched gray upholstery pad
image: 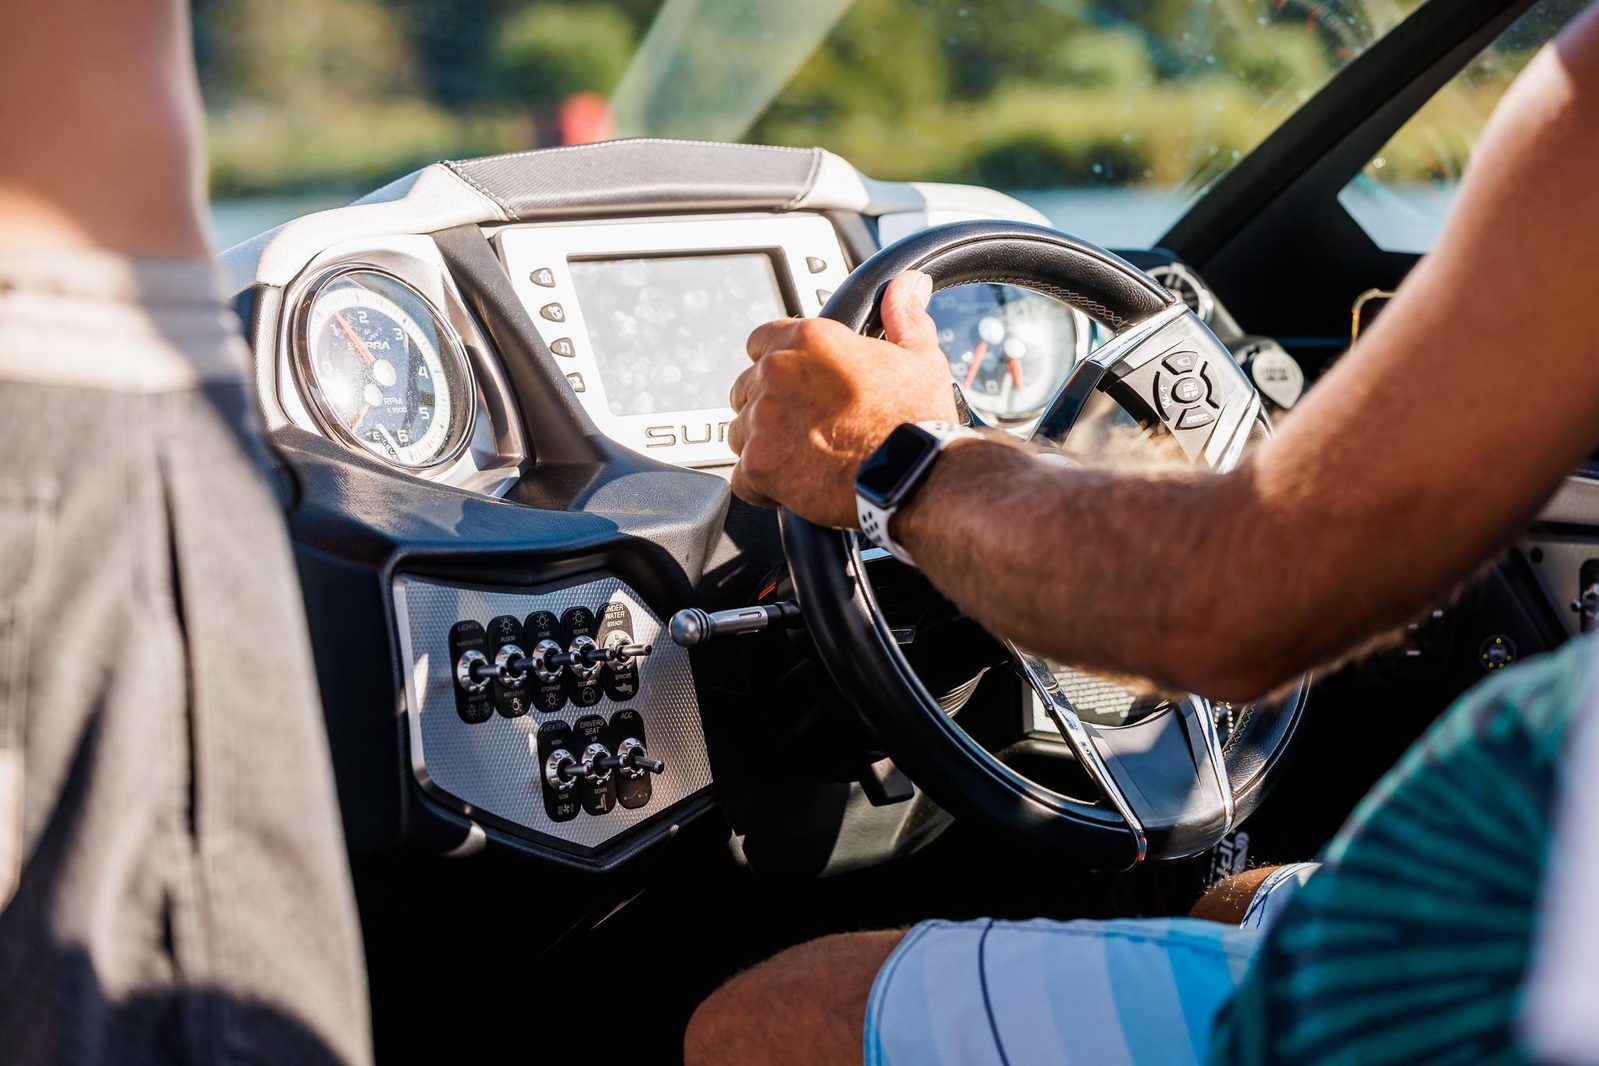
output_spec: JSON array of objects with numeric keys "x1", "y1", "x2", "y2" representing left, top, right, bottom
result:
[{"x1": 445, "y1": 139, "x2": 825, "y2": 221}]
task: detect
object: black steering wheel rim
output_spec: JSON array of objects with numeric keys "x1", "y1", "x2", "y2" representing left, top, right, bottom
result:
[
  {"x1": 819, "y1": 219, "x2": 1176, "y2": 336},
  {"x1": 780, "y1": 220, "x2": 1307, "y2": 871}
]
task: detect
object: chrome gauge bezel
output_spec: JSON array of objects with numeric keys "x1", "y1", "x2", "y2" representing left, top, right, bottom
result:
[
  {"x1": 290, "y1": 264, "x2": 479, "y2": 473},
  {"x1": 933, "y1": 283, "x2": 1094, "y2": 428},
  {"x1": 1146, "y1": 263, "x2": 1215, "y2": 325}
]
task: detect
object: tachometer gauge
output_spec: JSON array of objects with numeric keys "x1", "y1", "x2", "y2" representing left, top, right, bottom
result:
[
  {"x1": 928, "y1": 284, "x2": 1082, "y2": 425},
  {"x1": 293, "y1": 268, "x2": 474, "y2": 470}
]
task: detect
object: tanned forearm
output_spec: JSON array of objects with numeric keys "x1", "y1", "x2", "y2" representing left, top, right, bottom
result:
[
  {"x1": 890, "y1": 439, "x2": 1273, "y2": 698},
  {"x1": 0, "y1": 0, "x2": 209, "y2": 256},
  {"x1": 891, "y1": 432, "x2": 1510, "y2": 701}
]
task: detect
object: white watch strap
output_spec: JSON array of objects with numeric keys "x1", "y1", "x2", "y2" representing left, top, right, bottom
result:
[
  {"x1": 856, "y1": 421, "x2": 979, "y2": 565},
  {"x1": 856, "y1": 494, "x2": 906, "y2": 562}
]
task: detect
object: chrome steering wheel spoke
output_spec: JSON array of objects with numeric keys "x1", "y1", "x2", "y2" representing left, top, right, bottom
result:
[
  {"x1": 1002, "y1": 301, "x2": 1261, "y2": 859},
  {"x1": 1007, "y1": 640, "x2": 1235, "y2": 863},
  {"x1": 1007, "y1": 642, "x2": 1148, "y2": 863}
]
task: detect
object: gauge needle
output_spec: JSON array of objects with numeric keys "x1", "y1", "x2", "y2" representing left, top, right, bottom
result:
[
  {"x1": 964, "y1": 341, "x2": 988, "y2": 388},
  {"x1": 1007, "y1": 358, "x2": 1025, "y2": 390},
  {"x1": 349, "y1": 405, "x2": 369, "y2": 432},
  {"x1": 333, "y1": 312, "x2": 377, "y2": 367}
]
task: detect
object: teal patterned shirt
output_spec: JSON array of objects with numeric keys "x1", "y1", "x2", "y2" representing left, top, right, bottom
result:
[{"x1": 1210, "y1": 635, "x2": 1595, "y2": 1064}]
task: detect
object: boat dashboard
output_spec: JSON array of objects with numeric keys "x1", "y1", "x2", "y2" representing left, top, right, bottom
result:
[
  {"x1": 219, "y1": 137, "x2": 1581, "y2": 878},
  {"x1": 229, "y1": 141, "x2": 1280, "y2": 492}
]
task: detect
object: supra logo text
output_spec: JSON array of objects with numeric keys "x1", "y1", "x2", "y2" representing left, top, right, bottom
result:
[{"x1": 644, "y1": 421, "x2": 732, "y2": 448}]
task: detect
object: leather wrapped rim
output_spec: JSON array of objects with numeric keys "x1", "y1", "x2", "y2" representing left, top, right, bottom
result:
[{"x1": 823, "y1": 219, "x2": 1175, "y2": 335}]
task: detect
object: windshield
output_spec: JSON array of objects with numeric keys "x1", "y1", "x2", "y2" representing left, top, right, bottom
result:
[{"x1": 199, "y1": 0, "x2": 1428, "y2": 249}]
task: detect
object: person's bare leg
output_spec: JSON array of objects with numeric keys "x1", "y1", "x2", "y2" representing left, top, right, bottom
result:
[
  {"x1": 685, "y1": 931, "x2": 905, "y2": 1066},
  {"x1": 1190, "y1": 867, "x2": 1282, "y2": 924},
  {"x1": 0, "y1": 0, "x2": 209, "y2": 256}
]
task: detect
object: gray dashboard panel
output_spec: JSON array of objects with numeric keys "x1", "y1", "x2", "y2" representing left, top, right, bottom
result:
[{"x1": 393, "y1": 573, "x2": 712, "y2": 851}]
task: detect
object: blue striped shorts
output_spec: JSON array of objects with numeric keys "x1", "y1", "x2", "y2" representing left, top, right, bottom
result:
[{"x1": 866, "y1": 864, "x2": 1318, "y2": 1065}]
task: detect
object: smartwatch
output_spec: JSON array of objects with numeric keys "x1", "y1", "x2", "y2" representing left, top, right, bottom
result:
[{"x1": 855, "y1": 421, "x2": 980, "y2": 564}]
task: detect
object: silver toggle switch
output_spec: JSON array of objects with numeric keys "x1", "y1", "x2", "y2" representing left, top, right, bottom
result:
[
  {"x1": 530, "y1": 638, "x2": 566, "y2": 682},
  {"x1": 591, "y1": 630, "x2": 653, "y2": 670},
  {"x1": 454, "y1": 649, "x2": 492, "y2": 693},
  {"x1": 544, "y1": 748, "x2": 582, "y2": 793},
  {"x1": 580, "y1": 742, "x2": 613, "y2": 785},
  {"x1": 615, "y1": 737, "x2": 666, "y2": 779},
  {"x1": 567, "y1": 635, "x2": 602, "y2": 680},
  {"x1": 493, "y1": 644, "x2": 529, "y2": 688}
]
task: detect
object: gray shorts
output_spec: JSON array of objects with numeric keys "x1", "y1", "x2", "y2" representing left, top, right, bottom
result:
[{"x1": 0, "y1": 253, "x2": 371, "y2": 1065}]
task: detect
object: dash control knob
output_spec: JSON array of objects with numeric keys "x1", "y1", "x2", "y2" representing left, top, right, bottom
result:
[
  {"x1": 454, "y1": 649, "x2": 492, "y2": 693},
  {"x1": 669, "y1": 602, "x2": 804, "y2": 647},
  {"x1": 544, "y1": 748, "x2": 583, "y2": 793},
  {"x1": 579, "y1": 742, "x2": 614, "y2": 785},
  {"x1": 567, "y1": 635, "x2": 603, "y2": 680},
  {"x1": 615, "y1": 737, "x2": 665, "y2": 779},
  {"x1": 1480, "y1": 634, "x2": 1517, "y2": 671}
]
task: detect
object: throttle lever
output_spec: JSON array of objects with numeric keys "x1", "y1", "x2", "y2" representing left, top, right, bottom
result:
[{"x1": 669, "y1": 602, "x2": 804, "y2": 647}]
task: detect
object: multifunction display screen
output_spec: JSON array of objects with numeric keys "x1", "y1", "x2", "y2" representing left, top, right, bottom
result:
[{"x1": 570, "y1": 253, "x2": 789, "y2": 417}]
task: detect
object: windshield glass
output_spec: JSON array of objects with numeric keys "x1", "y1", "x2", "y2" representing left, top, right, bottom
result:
[
  {"x1": 199, "y1": 0, "x2": 1428, "y2": 249},
  {"x1": 1339, "y1": 0, "x2": 1587, "y2": 253}
]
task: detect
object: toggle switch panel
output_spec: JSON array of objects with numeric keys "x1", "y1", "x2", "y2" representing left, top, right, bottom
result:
[{"x1": 393, "y1": 573, "x2": 710, "y2": 852}]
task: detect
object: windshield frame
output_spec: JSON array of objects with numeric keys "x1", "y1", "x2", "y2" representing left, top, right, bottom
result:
[{"x1": 1162, "y1": 0, "x2": 1536, "y2": 258}]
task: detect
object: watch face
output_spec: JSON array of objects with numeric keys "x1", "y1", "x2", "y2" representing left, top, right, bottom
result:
[{"x1": 856, "y1": 424, "x2": 941, "y2": 508}]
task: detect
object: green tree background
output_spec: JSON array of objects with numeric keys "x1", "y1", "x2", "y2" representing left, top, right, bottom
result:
[{"x1": 192, "y1": 0, "x2": 1580, "y2": 200}]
